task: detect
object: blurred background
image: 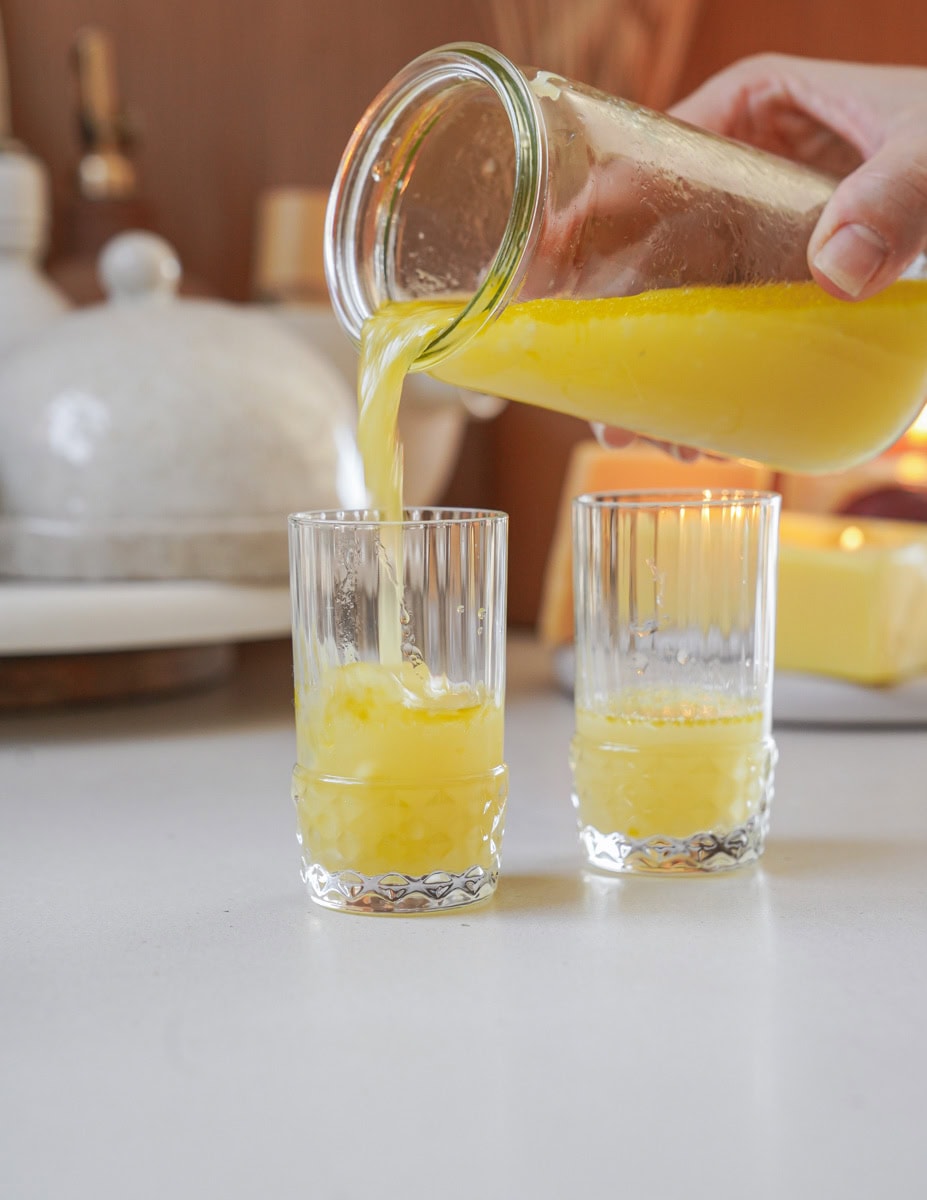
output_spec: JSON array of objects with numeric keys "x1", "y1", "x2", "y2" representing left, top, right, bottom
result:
[{"x1": 3, "y1": 0, "x2": 927, "y2": 627}]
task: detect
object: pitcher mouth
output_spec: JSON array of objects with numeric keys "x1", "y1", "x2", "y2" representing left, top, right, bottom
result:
[{"x1": 324, "y1": 41, "x2": 546, "y2": 370}]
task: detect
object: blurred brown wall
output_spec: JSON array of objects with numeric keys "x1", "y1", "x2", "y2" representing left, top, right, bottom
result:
[
  {"x1": 2, "y1": 0, "x2": 495, "y2": 300},
  {"x1": 4, "y1": 0, "x2": 927, "y2": 623}
]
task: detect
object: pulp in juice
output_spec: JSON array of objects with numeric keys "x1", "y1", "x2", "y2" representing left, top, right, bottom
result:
[
  {"x1": 571, "y1": 692, "x2": 774, "y2": 841},
  {"x1": 293, "y1": 660, "x2": 506, "y2": 878}
]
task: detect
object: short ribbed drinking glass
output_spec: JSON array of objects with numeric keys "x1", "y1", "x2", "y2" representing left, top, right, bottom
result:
[
  {"x1": 571, "y1": 490, "x2": 780, "y2": 874},
  {"x1": 289, "y1": 508, "x2": 508, "y2": 913}
]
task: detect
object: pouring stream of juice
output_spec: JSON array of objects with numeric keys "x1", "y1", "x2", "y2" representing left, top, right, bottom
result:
[
  {"x1": 293, "y1": 311, "x2": 504, "y2": 883},
  {"x1": 357, "y1": 314, "x2": 434, "y2": 664}
]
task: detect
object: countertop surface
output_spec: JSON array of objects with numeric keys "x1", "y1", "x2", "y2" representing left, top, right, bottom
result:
[{"x1": 2, "y1": 637, "x2": 926, "y2": 1199}]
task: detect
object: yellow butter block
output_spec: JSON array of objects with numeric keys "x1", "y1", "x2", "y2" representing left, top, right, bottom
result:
[
  {"x1": 777, "y1": 512, "x2": 927, "y2": 685},
  {"x1": 538, "y1": 441, "x2": 774, "y2": 646}
]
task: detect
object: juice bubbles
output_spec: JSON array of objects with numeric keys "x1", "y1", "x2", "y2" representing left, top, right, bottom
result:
[
  {"x1": 293, "y1": 661, "x2": 506, "y2": 881},
  {"x1": 572, "y1": 696, "x2": 776, "y2": 866},
  {"x1": 371, "y1": 280, "x2": 927, "y2": 475}
]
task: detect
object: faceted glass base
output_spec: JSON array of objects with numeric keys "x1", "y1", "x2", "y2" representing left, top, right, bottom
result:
[
  {"x1": 302, "y1": 860, "x2": 498, "y2": 914},
  {"x1": 579, "y1": 809, "x2": 769, "y2": 875}
]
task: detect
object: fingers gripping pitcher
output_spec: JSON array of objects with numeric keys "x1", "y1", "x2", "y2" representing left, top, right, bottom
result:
[{"x1": 325, "y1": 42, "x2": 927, "y2": 471}]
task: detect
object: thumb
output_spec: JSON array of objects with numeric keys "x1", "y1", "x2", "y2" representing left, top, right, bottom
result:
[{"x1": 809, "y1": 134, "x2": 927, "y2": 299}]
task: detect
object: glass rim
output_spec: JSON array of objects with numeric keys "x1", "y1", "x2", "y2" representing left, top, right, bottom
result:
[
  {"x1": 324, "y1": 41, "x2": 546, "y2": 368},
  {"x1": 288, "y1": 506, "x2": 509, "y2": 530},
  {"x1": 574, "y1": 488, "x2": 782, "y2": 512}
]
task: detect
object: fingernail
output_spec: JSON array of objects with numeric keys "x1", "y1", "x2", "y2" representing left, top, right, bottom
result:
[
  {"x1": 592, "y1": 422, "x2": 633, "y2": 450},
  {"x1": 812, "y1": 224, "x2": 888, "y2": 297}
]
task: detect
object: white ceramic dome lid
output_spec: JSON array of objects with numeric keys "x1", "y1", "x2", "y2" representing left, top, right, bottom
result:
[{"x1": 0, "y1": 232, "x2": 365, "y2": 580}]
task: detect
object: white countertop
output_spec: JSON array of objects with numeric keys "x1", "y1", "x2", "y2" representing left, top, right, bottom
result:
[{"x1": 2, "y1": 636, "x2": 926, "y2": 1199}]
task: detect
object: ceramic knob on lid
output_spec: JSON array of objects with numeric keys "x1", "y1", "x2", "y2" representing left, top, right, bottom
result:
[
  {"x1": 98, "y1": 230, "x2": 182, "y2": 298},
  {"x1": 0, "y1": 232, "x2": 364, "y2": 580}
]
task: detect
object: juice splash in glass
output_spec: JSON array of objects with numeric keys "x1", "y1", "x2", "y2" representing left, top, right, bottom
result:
[
  {"x1": 571, "y1": 490, "x2": 780, "y2": 873},
  {"x1": 289, "y1": 508, "x2": 508, "y2": 913}
]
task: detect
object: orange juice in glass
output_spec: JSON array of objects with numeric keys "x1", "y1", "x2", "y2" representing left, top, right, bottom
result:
[
  {"x1": 570, "y1": 490, "x2": 780, "y2": 873},
  {"x1": 289, "y1": 508, "x2": 507, "y2": 913}
]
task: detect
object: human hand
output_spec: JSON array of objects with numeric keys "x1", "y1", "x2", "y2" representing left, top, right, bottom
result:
[
  {"x1": 591, "y1": 423, "x2": 703, "y2": 461},
  {"x1": 670, "y1": 54, "x2": 927, "y2": 301},
  {"x1": 599, "y1": 53, "x2": 927, "y2": 458}
]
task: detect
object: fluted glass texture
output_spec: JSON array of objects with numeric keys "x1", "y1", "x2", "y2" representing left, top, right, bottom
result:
[
  {"x1": 289, "y1": 508, "x2": 508, "y2": 912},
  {"x1": 571, "y1": 490, "x2": 780, "y2": 873}
]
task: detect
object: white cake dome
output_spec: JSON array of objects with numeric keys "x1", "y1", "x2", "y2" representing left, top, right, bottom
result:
[{"x1": 0, "y1": 232, "x2": 365, "y2": 580}]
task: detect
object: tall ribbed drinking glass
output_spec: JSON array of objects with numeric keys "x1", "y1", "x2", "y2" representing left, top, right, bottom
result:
[
  {"x1": 571, "y1": 490, "x2": 780, "y2": 873},
  {"x1": 289, "y1": 508, "x2": 508, "y2": 913}
]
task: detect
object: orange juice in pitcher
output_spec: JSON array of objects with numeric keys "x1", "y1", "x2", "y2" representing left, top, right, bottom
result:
[{"x1": 326, "y1": 42, "x2": 927, "y2": 477}]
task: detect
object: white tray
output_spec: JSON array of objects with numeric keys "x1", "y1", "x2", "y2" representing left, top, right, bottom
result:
[
  {"x1": 771, "y1": 670, "x2": 927, "y2": 727},
  {"x1": 551, "y1": 645, "x2": 927, "y2": 727},
  {"x1": 0, "y1": 579, "x2": 291, "y2": 656}
]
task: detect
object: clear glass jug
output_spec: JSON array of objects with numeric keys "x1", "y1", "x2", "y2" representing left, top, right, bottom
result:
[{"x1": 325, "y1": 42, "x2": 927, "y2": 471}]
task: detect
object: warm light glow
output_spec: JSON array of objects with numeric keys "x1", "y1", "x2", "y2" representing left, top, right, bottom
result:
[
  {"x1": 896, "y1": 451, "x2": 927, "y2": 486},
  {"x1": 839, "y1": 525, "x2": 866, "y2": 552},
  {"x1": 907, "y1": 403, "x2": 927, "y2": 448}
]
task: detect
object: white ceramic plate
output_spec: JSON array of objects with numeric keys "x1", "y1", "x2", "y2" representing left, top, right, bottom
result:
[
  {"x1": 551, "y1": 644, "x2": 927, "y2": 727},
  {"x1": 0, "y1": 579, "x2": 291, "y2": 656}
]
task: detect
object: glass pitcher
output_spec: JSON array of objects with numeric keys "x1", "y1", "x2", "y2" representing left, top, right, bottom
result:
[{"x1": 325, "y1": 42, "x2": 927, "y2": 471}]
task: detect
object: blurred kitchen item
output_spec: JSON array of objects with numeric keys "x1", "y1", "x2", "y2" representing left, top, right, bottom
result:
[
  {"x1": 0, "y1": 576, "x2": 290, "y2": 656},
  {"x1": 771, "y1": 671, "x2": 927, "y2": 727},
  {"x1": 71, "y1": 24, "x2": 138, "y2": 202},
  {"x1": 0, "y1": 9, "x2": 70, "y2": 353},
  {"x1": 776, "y1": 511, "x2": 927, "y2": 686},
  {"x1": 48, "y1": 27, "x2": 213, "y2": 303},
  {"x1": 0, "y1": 574, "x2": 289, "y2": 708},
  {"x1": 48, "y1": 27, "x2": 152, "y2": 304},
  {"x1": 0, "y1": 644, "x2": 235, "y2": 709},
  {"x1": 0, "y1": 230, "x2": 364, "y2": 582},
  {"x1": 252, "y1": 185, "x2": 503, "y2": 507},
  {"x1": 841, "y1": 485, "x2": 927, "y2": 523},
  {"x1": 253, "y1": 186, "x2": 328, "y2": 306}
]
